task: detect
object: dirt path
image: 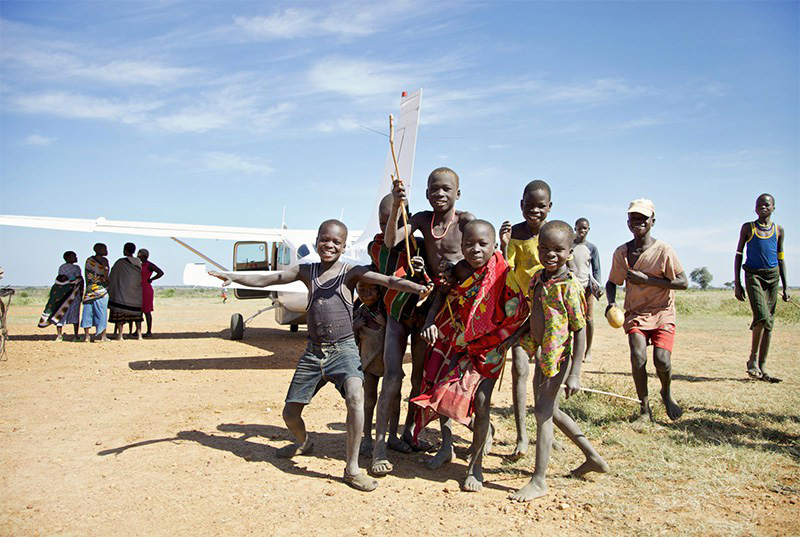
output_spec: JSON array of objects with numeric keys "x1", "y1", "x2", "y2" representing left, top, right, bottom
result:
[{"x1": 1, "y1": 296, "x2": 797, "y2": 536}]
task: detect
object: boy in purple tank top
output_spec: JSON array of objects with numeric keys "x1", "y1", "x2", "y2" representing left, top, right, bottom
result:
[
  {"x1": 211, "y1": 219, "x2": 431, "y2": 492},
  {"x1": 734, "y1": 193, "x2": 789, "y2": 381}
]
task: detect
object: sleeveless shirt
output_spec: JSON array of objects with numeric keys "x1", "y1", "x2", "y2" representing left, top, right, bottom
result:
[
  {"x1": 306, "y1": 263, "x2": 354, "y2": 344},
  {"x1": 744, "y1": 222, "x2": 778, "y2": 270}
]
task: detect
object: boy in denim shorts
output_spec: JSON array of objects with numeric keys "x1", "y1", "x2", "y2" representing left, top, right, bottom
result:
[
  {"x1": 605, "y1": 199, "x2": 688, "y2": 425},
  {"x1": 211, "y1": 219, "x2": 430, "y2": 492}
]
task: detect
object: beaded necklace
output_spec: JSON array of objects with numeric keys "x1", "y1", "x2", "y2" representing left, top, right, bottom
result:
[{"x1": 430, "y1": 212, "x2": 457, "y2": 239}]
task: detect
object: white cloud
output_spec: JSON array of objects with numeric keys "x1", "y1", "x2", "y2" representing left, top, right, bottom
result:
[
  {"x1": 314, "y1": 116, "x2": 362, "y2": 133},
  {"x1": 200, "y1": 152, "x2": 273, "y2": 176},
  {"x1": 308, "y1": 57, "x2": 408, "y2": 97},
  {"x1": 22, "y1": 134, "x2": 55, "y2": 145},
  {"x1": 10, "y1": 91, "x2": 162, "y2": 124}
]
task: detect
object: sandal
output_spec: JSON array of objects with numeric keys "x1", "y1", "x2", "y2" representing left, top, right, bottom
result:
[{"x1": 344, "y1": 470, "x2": 378, "y2": 492}]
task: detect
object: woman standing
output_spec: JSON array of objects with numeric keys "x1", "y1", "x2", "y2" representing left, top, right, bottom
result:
[{"x1": 137, "y1": 249, "x2": 164, "y2": 337}]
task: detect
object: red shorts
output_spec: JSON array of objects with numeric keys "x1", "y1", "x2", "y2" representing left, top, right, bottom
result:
[{"x1": 626, "y1": 323, "x2": 676, "y2": 352}]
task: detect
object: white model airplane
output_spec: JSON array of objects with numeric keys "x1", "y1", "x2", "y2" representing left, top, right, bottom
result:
[{"x1": 0, "y1": 90, "x2": 422, "y2": 340}]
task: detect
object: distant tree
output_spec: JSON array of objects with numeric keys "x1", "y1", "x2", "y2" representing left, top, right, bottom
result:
[
  {"x1": 723, "y1": 281, "x2": 734, "y2": 289},
  {"x1": 690, "y1": 267, "x2": 713, "y2": 290}
]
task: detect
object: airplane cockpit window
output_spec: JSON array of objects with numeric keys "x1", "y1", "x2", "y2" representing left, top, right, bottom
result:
[
  {"x1": 234, "y1": 241, "x2": 269, "y2": 271},
  {"x1": 297, "y1": 244, "x2": 311, "y2": 259}
]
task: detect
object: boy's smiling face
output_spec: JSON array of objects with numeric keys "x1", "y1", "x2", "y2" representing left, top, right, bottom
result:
[
  {"x1": 462, "y1": 224, "x2": 496, "y2": 269},
  {"x1": 316, "y1": 224, "x2": 347, "y2": 263},
  {"x1": 426, "y1": 171, "x2": 459, "y2": 213},
  {"x1": 574, "y1": 220, "x2": 590, "y2": 242},
  {"x1": 537, "y1": 228, "x2": 572, "y2": 274},
  {"x1": 627, "y1": 211, "x2": 654, "y2": 239},
  {"x1": 521, "y1": 189, "x2": 551, "y2": 228}
]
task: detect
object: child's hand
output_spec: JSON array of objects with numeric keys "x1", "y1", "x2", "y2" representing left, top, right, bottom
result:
[
  {"x1": 589, "y1": 278, "x2": 603, "y2": 298},
  {"x1": 604, "y1": 302, "x2": 617, "y2": 315},
  {"x1": 410, "y1": 256, "x2": 426, "y2": 275},
  {"x1": 626, "y1": 269, "x2": 648, "y2": 285},
  {"x1": 564, "y1": 374, "x2": 580, "y2": 399},
  {"x1": 416, "y1": 282, "x2": 435, "y2": 306},
  {"x1": 734, "y1": 282, "x2": 746, "y2": 301},
  {"x1": 783, "y1": 289, "x2": 790, "y2": 302},
  {"x1": 421, "y1": 324, "x2": 440, "y2": 345},
  {"x1": 499, "y1": 220, "x2": 511, "y2": 250},
  {"x1": 209, "y1": 271, "x2": 232, "y2": 287},
  {"x1": 391, "y1": 179, "x2": 407, "y2": 204}
]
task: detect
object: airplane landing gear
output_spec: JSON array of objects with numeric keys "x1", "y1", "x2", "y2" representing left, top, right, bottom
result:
[{"x1": 230, "y1": 313, "x2": 244, "y2": 340}]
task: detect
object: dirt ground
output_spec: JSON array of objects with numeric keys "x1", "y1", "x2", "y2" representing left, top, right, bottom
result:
[{"x1": 1, "y1": 292, "x2": 798, "y2": 536}]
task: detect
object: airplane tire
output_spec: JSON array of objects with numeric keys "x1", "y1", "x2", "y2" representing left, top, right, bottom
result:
[
  {"x1": 290, "y1": 324, "x2": 299, "y2": 333},
  {"x1": 230, "y1": 314, "x2": 244, "y2": 340}
]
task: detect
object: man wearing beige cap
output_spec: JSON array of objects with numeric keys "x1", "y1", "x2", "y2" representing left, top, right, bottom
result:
[{"x1": 605, "y1": 199, "x2": 688, "y2": 425}]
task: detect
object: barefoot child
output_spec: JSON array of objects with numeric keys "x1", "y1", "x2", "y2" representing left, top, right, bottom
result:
[
  {"x1": 382, "y1": 167, "x2": 475, "y2": 472},
  {"x1": 352, "y1": 280, "x2": 390, "y2": 457},
  {"x1": 571, "y1": 218, "x2": 603, "y2": 362},
  {"x1": 605, "y1": 199, "x2": 688, "y2": 423},
  {"x1": 367, "y1": 195, "x2": 433, "y2": 476},
  {"x1": 510, "y1": 220, "x2": 608, "y2": 502},
  {"x1": 210, "y1": 219, "x2": 430, "y2": 492},
  {"x1": 734, "y1": 193, "x2": 789, "y2": 381},
  {"x1": 415, "y1": 219, "x2": 530, "y2": 492},
  {"x1": 498, "y1": 179, "x2": 552, "y2": 460}
]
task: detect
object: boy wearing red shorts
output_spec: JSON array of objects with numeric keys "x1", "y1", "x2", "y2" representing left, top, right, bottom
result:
[{"x1": 605, "y1": 199, "x2": 688, "y2": 425}]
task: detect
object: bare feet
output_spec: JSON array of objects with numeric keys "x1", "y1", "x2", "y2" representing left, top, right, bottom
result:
[
  {"x1": 98, "y1": 336, "x2": 110, "y2": 342},
  {"x1": 54, "y1": 334, "x2": 64, "y2": 342},
  {"x1": 462, "y1": 467, "x2": 484, "y2": 492},
  {"x1": 387, "y1": 436, "x2": 412, "y2": 454},
  {"x1": 509, "y1": 477, "x2": 548, "y2": 502},
  {"x1": 343, "y1": 470, "x2": 378, "y2": 492},
  {"x1": 359, "y1": 437, "x2": 373, "y2": 457},
  {"x1": 760, "y1": 366, "x2": 782, "y2": 383},
  {"x1": 571, "y1": 454, "x2": 609, "y2": 477},
  {"x1": 583, "y1": 352, "x2": 592, "y2": 363},
  {"x1": 631, "y1": 410, "x2": 652, "y2": 431},
  {"x1": 660, "y1": 388, "x2": 683, "y2": 420},
  {"x1": 425, "y1": 445, "x2": 454, "y2": 470},
  {"x1": 276, "y1": 438, "x2": 313, "y2": 458},
  {"x1": 510, "y1": 433, "x2": 528, "y2": 461}
]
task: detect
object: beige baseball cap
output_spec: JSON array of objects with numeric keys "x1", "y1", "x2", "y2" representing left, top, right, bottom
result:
[{"x1": 627, "y1": 198, "x2": 655, "y2": 217}]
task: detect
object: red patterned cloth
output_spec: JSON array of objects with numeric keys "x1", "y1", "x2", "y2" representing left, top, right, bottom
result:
[{"x1": 412, "y1": 252, "x2": 530, "y2": 428}]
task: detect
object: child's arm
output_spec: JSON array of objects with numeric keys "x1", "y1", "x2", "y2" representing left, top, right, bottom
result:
[
  {"x1": 777, "y1": 225, "x2": 789, "y2": 301},
  {"x1": 352, "y1": 266, "x2": 430, "y2": 295},
  {"x1": 420, "y1": 288, "x2": 448, "y2": 344},
  {"x1": 626, "y1": 269, "x2": 688, "y2": 290},
  {"x1": 499, "y1": 221, "x2": 511, "y2": 259},
  {"x1": 384, "y1": 180, "x2": 419, "y2": 249},
  {"x1": 564, "y1": 326, "x2": 586, "y2": 399},
  {"x1": 605, "y1": 281, "x2": 618, "y2": 315},
  {"x1": 209, "y1": 265, "x2": 301, "y2": 288},
  {"x1": 733, "y1": 222, "x2": 750, "y2": 301}
]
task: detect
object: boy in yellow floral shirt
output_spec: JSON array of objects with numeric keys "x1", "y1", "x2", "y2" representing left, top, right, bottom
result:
[{"x1": 510, "y1": 220, "x2": 608, "y2": 502}]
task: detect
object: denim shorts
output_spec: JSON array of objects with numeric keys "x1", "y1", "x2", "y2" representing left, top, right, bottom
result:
[
  {"x1": 285, "y1": 336, "x2": 364, "y2": 404},
  {"x1": 81, "y1": 294, "x2": 109, "y2": 332}
]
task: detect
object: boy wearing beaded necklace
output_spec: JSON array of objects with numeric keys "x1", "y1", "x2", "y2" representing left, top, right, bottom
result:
[
  {"x1": 734, "y1": 193, "x2": 789, "y2": 382},
  {"x1": 384, "y1": 167, "x2": 475, "y2": 470}
]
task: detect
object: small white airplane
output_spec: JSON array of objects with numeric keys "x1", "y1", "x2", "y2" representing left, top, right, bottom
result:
[{"x1": 0, "y1": 90, "x2": 422, "y2": 340}]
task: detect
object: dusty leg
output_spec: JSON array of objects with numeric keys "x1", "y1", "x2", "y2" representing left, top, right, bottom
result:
[
  {"x1": 747, "y1": 322, "x2": 764, "y2": 378},
  {"x1": 757, "y1": 328, "x2": 774, "y2": 380},
  {"x1": 510, "y1": 344, "x2": 529, "y2": 459},
  {"x1": 653, "y1": 347, "x2": 682, "y2": 420},
  {"x1": 426, "y1": 416, "x2": 454, "y2": 469},
  {"x1": 628, "y1": 333, "x2": 652, "y2": 424},
  {"x1": 551, "y1": 374, "x2": 608, "y2": 476},
  {"x1": 360, "y1": 373, "x2": 379, "y2": 456},
  {"x1": 464, "y1": 378, "x2": 496, "y2": 492},
  {"x1": 135, "y1": 321, "x2": 143, "y2": 340},
  {"x1": 114, "y1": 323, "x2": 124, "y2": 341},
  {"x1": 97, "y1": 328, "x2": 109, "y2": 342},
  {"x1": 399, "y1": 331, "x2": 433, "y2": 451},
  {"x1": 387, "y1": 383, "x2": 411, "y2": 453},
  {"x1": 72, "y1": 324, "x2": 79, "y2": 341},
  {"x1": 83, "y1": 327, "x2": 91, "y2": 343},
  {"x1": 342, "y1": 377, "x2": 377, "y2": 491},
  {"x1": 510, "y1": 365, "x2": 563, "y2": 501},
  {"x1": 371, "y1": 317, "x2": 406, "y2": 475},
  {"x1": 55, "y1": 325, "x2": 64, "y2": 341},
  {"x1": 584, "y1": 319, "x2": 594, "y2": 362},
  {"x1": 276, "y1": 402, "x2": 313, "y2": 458}
]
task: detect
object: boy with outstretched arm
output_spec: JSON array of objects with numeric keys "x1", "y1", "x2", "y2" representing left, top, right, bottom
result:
[
  {"x1": 367, "y1": 195, "x2": 432, "y2": 476},
  {"x1": 510, "y1": 220, "x2": 608, "y2": 502},
  {"x1": 498, "y1": 179, "x2": 552, "y2": 460},
  {"x1": 210, "y1": 219, "x2": 431, "y2": 492},
  {"x1": 572, "y1": 218, "x2": 603, "y2": 362},
  {"x1": 376, "y1": 167, "x2": 475, "y2": 473},
  {"x1": 605, "y1": 199, "x2": 688, "y2": 425},
  {"x1": 734, "y1": 193, "x2": 789, "y2": 381},
  {"x1": 415, "y1": 220, "x2": 530, "y2": 492}
]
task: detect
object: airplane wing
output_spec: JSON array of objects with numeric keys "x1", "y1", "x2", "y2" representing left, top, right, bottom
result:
[
  {"x1": 0, "y1": 214, "x2": 285, "y2": 242},
  {"x1": 182, "y1": 263, "x2": 307, "y2": 293}
]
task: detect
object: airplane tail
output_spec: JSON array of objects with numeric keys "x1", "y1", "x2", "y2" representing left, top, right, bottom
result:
[{"x1": 348, "y1": 89, "x2": 422, "y2": 263}]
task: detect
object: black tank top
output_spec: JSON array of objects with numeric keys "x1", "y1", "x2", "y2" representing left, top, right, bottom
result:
[{"x1": 306, "y1": 263, "x2": 354, "y2": 344}]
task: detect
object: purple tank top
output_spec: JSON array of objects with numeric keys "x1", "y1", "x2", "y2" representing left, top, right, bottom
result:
[{"x1": 306, "y1": 263, "x2": 354, "y2": 344}]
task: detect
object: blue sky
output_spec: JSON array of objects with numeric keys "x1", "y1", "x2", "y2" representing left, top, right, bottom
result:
[{"x1": 1, "y1": 1, "x2": 797, "y2": 288}]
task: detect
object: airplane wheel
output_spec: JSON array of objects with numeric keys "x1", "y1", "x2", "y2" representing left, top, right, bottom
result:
[
  {"x1": 290, "y1": 324, "x2": 299, "y2": 333},
  {"x1": 230, "y1": 314, "x2": 244, "y2": 340}
]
